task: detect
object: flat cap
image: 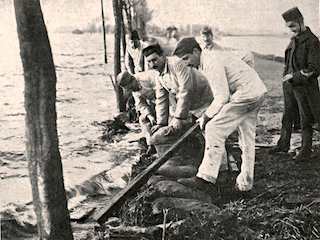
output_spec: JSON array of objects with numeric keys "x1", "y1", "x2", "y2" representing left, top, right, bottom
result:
[
  {"x1": 117, "y1": 71, "x2": 133, "y2": 87},
  {"x1": 142, "y1": 43, "x2": 163, "y2": 57},
  {"x1": 200, "y1": 25, "x2": 213, "y2": 35},
  {"x1": 282, "y1": 7, "x2": 303, "y2": 22},
  {"x1": 172, "y1": 37, "x2": 201, "y2": 57}
]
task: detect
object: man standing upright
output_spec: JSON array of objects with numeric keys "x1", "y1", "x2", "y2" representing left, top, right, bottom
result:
[
  {"x1": 270, "y1": 7, "x2": 320, "y2": 161},
  {"x1": 125, "y1": 30, "x2": 145, "y2": 75},
  {"x1": 200, "y1": 25, "x2": 255, "y2": 68}
]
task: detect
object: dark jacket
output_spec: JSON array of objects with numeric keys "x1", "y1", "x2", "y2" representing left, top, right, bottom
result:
[
  {"x1": 284, "y1": 27, "x2": 320, "y2": 81},
  {"x1": 284, "y1": 27, "x2": 320, "y2": 124}
]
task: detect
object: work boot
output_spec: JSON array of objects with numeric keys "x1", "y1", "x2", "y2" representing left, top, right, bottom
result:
[
  {"x1": 178, "y1": 176, "x2": 215, "y2": 192},
  {"x1": 293, "y1": 149, "x2": 312, "y2": 162},
  {"x1": 145, "y1": 145, "x2": 156, "y2": 156},
  {"x1": 313, "y1": 123, "x2": 320, "y2": 132},
  {"x1": 138, "y1": 137, "x2": 148, "y2": 149},
  {"x1": 233, "y1": 185, "x2": 253, "y2": 199},
  {"x1": 268, "y1": 145, "x2": 289, "y2": 154},
  {"x1": 294, "y1": 127, "x2": 313, "y2": 162}
]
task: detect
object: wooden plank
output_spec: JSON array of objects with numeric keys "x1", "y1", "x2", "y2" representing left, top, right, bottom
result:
[
  {"x1": 231, "y1": 142, "x2": 275, "y2": 149},
  {"x1": 91, "y1": 123, "x2": 200, "y2": 224},
  {"x1": 312, "y1": 127, "x2": 320, "y2": 132}
]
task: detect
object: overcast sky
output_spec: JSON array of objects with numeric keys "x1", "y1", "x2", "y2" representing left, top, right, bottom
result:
[
  {"x1": 148, "y1": 0, "x2": 319, "y2": 33},
  {"x1": 1, "y1": 0, "x2": 319, "y2": 34}
]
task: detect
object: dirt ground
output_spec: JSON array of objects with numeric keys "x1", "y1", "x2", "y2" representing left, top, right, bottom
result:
[
  {"x1": 64, "y1": 55, "x2": 320, "y2": 240},
  {"x1": 100, "y1": 55, "x2": 320, "y2": 240}
]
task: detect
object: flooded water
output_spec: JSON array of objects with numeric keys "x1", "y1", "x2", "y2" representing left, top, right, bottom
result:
[
  {"x1": 0, "y1": 32, "x2": 144, "y2": 239},
  {"x1": 220, "y1": 35, "x2": 289, "y2": 56}
]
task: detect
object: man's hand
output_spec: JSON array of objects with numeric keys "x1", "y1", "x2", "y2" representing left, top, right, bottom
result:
[
  {"x1": 197, "y1": 113, "x2": 212, "y2": 131},
  {"x1": 151, "y1": 124, "x2": 163, "y2": 134},
  {"x1": 169, "y1": 118, "x2": 184, "y2": 131},
  {"x1": 147, "y1": 114, "x2": 156, "y2": 126},
  {"x1": 282, "y1": 73, "x2": 293, "y2": 82}
]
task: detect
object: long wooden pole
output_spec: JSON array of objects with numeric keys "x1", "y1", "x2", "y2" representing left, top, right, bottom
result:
[
  {"x1": 101, "y1": 0, "x2": 108, "y2": 63},
  {"x1": 91, "y1": 123, "x2": 200, "y2": 224}
]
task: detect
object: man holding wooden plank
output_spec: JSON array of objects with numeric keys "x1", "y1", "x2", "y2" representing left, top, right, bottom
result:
[
  {"x1": 173, "y1": 37, "x2": 267, "y2": 192},
  {"x1": 117, "y1": 70, "x2": 159, "y2": 155},
  {"x1": 142, "y1": 43, "x2": 214, "y2": 136}
]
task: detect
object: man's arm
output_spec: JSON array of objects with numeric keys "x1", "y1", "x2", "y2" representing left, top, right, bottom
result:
[
  {"x1": 172, "y1": 61, "x2": 193, "y2": 120},
  {"x1": 232, "y1": 50, "x2": 255, "y2": 68},
  {"x1": 205, "y1": 57, "x2": 230, "y2": 118},
  {"x1": 124, "y1": 50, "x2": 135, "y2": 75},
  {"x1": 291, "y1": 38, "x2": 320, "y2": 84},
  {"x1": 155, "y1": 78, "x2": 170, "y2": 126},
  {"x1": 132, "y1": 92, "x2": 152, "y2": 119}
]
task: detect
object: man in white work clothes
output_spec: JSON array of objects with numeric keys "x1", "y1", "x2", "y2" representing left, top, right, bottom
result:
[
  {"x1": 141, "y1": 43, "x2": 214, "y2": 137},
  {"x1": 173, "y1": 37, "x2": 267, "y2": 192},
  {"x1": 125, "y1": 30, "x2": 145, "y2": 75},
  {"x1": 200, "y1": 25, "x2": 255, "y2": 68}
]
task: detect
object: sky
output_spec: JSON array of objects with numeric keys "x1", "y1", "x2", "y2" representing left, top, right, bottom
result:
[
  {"x1": 148, "y1": 0, "x2": 319, "y2": 34},
  {"x1": 0, "y1": 0, "x2": 319, "y2": 35}
]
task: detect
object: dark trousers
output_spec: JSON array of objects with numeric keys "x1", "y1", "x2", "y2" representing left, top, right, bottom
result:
[{"x1": 277, "y1": 82, "x2": 313, "y2": 151}]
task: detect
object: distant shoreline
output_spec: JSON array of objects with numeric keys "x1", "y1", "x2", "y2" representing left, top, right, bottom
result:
[
  {"x1": 223, "y1": 33, "x2": 289, "y2": 38},
  {"x1": 253, "y1": 51, "x2": 284, "y2": 63}
]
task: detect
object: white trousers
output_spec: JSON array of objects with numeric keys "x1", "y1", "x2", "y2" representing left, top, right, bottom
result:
[{"x1": 197, "y1": 96, "x2": 264, "y2": 191}]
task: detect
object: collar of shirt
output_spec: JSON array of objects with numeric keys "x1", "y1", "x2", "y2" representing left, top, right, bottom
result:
[
  {"x1": 292, "y1": 26, "x2": 312, "y2": 43},
  {"x1": 160, "y1": 58, "x2": 169, "y2": 77},
  {"x1": 204, "y1": 43, "x2": 214, "y2": 50}
]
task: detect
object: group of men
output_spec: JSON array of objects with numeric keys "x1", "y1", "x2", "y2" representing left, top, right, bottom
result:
[{"x1": 117, "y1": 7, "x2": 320, "y2": 192}]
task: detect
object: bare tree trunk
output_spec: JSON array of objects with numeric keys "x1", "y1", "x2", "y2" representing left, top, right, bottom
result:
[
  {"x1": 119, "y1": 0, "x2": 126, "y2": 58},
  {"x1": 123, "y1": 0, "x2": 133, "y2": 33},
  {"x1": 113, "y1": 0, "x2": 126, "y2": 112},
  {"x1": 14, "y1": 1, "x2": 73, "y2": 239}
]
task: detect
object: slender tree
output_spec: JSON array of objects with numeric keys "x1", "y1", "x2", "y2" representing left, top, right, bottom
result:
[
  {"x1": 14, "y1": 1, "x2": 73, "y2": 239},
  {"x1": 124, "y1": 0, "x2": 152, "y2": 40},
  {"x1": 113, "y1": 0, "x2": 126, "y2": 112},
  {"x1": 119, "y1": 0, "x2": 127, "y2": 58},
  {"x1": 101, "y1": 0, "x2": 108, "y2": 63},
  {"x1": 122, "y1": 0, "x2": 133, "y2": 33}
]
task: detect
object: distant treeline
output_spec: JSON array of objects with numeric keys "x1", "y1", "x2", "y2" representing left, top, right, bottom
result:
[{"x1": 71, "y1": 22, "x2": 224, "y2": 37}]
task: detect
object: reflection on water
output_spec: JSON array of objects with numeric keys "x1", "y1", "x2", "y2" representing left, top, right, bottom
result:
[{"x1": 0, "y1": 32, "x2": 141, "y2": 239}]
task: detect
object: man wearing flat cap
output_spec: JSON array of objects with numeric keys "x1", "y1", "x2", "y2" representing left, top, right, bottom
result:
[
  {"x1": 117, "y1": 70, "x2": 159, "y2": 155},
  {"x1": 125, "y1": 30, "x2": 145, "y2": 75},
  {"x1": 142, "y1": 43, "x2": 213, "y2": 136},
  {"x1": 270, "y1": 7, "x2": 320, "y2": 161},
  {"x1": 172, "y1": 37, "x2": 267, "y2": 192}
]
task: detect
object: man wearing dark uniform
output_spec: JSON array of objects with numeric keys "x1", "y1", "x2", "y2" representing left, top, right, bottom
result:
[{"x1": 270, "y1": 7, "x2": 320, "y2": 161}]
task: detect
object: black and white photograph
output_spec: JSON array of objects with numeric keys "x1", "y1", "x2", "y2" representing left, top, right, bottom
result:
[{"x1": 1, "y1": 0, "x2": 320, "y2": 239}]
